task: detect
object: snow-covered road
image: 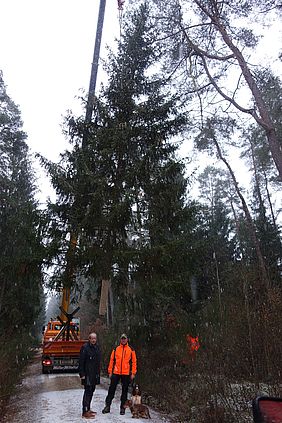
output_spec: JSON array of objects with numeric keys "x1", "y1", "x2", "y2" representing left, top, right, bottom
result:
[{"x1": 3, "y1": 352, "x2": 171, "y2": 423}]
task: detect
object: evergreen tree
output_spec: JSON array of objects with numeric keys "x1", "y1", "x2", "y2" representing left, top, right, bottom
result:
[
  {"x1": 241, "y1": 127, "x2": 282, "y2": 286},
  {"x1": 195, "y1": 166, "x2": 235, "y2": 302},
  {"x1": 0, "y1": 71, "x2": 44, "y2": 337},
  {"x1": 42, "y1": 3, "x2": 197, "y2": 330}
]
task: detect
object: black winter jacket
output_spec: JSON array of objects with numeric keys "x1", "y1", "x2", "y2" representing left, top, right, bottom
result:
[{"x1": 78, "y1": 342, "x2": 101, "y2": 386}]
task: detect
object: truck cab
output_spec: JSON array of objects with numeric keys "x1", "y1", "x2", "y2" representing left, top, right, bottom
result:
[{"x1": 43, "y1": 320, "x2": 80, "y2": 344}]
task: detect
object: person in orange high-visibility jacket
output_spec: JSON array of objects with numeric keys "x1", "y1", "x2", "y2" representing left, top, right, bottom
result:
[
  {"x1": 186, "y1": 334, "x2": 200, "y2": 362},
  {"x1": 102, "y1": 333, "x2": 137, "y2": 415},
  {"x1": 190, "y1": 335, "x2": 200, "y2": 352}
]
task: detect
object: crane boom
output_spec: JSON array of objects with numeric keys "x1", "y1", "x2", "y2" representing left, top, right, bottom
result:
[{"x1": 85, "y1": 0, "x2": 106, "y2": 126}]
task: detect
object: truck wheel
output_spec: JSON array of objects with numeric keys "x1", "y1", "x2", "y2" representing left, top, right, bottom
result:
[{"x1": 42, "y1": 366, "x2": 52, "y2": 374}]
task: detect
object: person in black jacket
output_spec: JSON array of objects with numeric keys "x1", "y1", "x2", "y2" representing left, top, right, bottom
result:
[{"x1": 79, "y1": 332, "x2": 101, "y2": 419}]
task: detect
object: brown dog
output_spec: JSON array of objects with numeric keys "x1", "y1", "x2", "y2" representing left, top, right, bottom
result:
[
  {"x1": 131, "y1": 384, "x2": 142, "y2": 406},
  {"x1": 124, "y1": 399, "x2": 151, "y2": 419}
]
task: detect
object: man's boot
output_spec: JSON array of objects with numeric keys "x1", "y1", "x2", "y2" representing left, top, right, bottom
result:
[
  {"x1": 102, "y1": 405, "x2": 111, "y2": 414},
  {"x1": 120, "y1": 407, "x2": 125, "y2": 415},
  {"x1": 82, "y1": 410, "x2": 95, "y2": 419}
]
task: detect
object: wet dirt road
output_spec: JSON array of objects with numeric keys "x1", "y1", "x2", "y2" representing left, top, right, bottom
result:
[{"x1": 3, "y1": 351, "x2": 171, "y2": 423}]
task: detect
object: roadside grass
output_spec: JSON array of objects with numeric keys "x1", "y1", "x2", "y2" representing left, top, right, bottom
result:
[{"x1": 137, "y1": 357, "x2": 281, "y2": 422}]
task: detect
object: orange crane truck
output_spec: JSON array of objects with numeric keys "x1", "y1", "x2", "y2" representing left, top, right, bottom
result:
[{"x1": 42, "y1": 288, "x2": 85, "y2": 374}]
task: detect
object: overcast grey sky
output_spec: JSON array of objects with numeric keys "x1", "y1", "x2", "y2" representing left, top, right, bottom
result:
[{"x1": 0, "y1": 0, "x2": 120, "y2": 203}]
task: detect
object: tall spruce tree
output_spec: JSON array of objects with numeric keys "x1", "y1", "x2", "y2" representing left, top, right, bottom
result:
[
  {"x1": 0, "y1": 72, "x2": 44, "y2": 337},
  {"x1": 43, "y1": 3, "x2": 197, "y2": 329}
]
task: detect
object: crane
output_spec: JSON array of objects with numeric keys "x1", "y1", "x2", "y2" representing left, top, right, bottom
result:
[{"x1": 41, "y1": 0, "x2": 109, "y2": 373}]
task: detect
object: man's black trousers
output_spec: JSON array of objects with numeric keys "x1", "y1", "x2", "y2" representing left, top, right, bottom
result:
[
  {"x1": 105, "y1": 374, "x2": 131, "y2": 408},
  {"x1": 83, "y1": 384, "x2": 96, "y2": 413}
]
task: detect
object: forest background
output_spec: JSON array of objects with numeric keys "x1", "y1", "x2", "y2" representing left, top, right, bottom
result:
[{"x1": 0, "y1": 1, "x2": 282, "y2": 422}]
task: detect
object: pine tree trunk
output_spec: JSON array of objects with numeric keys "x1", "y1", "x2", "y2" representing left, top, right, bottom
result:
[
  {"x1": 213, "y1": 251, "x2": 223, "y2": 316},
  {"x1": 250, "y1": 139, "x2": 265, "y2": 215},
  {"x1": 213, "y1": 137, "x2": 270, "y2": 288},
  {"x1": 192, "y1": 0, "x2": 282, "y2": 180},
  {"x1": 99, "y1": 279, "x2": 110, "y2": 316},
  {"x1": 0, "y1": 279, "x2": 5, "y2": 317},
  {"x1": 214, "y1": 15, "x2": 282, "y2": 181},
  {"x1": 263, "y1": 170, "x2": 277, "y2": 230},
  {"x1": 230, "y1": 198, "x2": 244, "y2": 257}
]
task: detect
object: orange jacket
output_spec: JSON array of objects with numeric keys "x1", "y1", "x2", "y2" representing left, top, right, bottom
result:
[
  {"x1": 191, "y1": 336, "x2": 200, "y2": 351},
  {"x1": 108, "y1": 343, "x2": 137, "y2": 376},
  {"x1": 187, "y1": 335, "x2": 200, "y2": 352}
]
